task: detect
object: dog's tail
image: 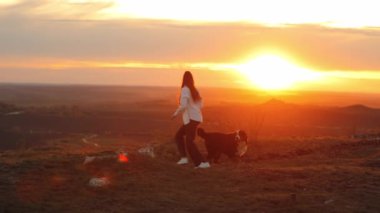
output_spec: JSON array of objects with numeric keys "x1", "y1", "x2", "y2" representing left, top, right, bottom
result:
[{"x1": 197, "y1": 128, "x2": 207, "y2": 139}]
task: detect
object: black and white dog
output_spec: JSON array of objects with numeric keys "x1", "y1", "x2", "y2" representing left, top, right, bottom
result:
[{"x1": 197, "y1": 128, "x2": 248, "y2": 163}]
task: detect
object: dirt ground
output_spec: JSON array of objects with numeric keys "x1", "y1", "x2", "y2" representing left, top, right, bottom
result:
[{"x1": 1, "y1": 135, "x2": 380, "y2": 213}]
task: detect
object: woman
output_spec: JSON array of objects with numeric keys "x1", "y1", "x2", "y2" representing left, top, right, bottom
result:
[{"x1": 172, "y1": 71, "x2": 210, "y2": 168}]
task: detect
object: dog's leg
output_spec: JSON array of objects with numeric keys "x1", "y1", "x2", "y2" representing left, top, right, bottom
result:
[
  {"x1": 230, "y1": 156, "x2": 240, "y2": 163},
  {"x1": 214, "y1": 152, "x2": 222, "y2": 164},
  {"x1": 204, "y1": 142, "x2": 214, "y2": 163},
  {"x1": 206, "y1": 153, "x2": 213, "y2": 163}
]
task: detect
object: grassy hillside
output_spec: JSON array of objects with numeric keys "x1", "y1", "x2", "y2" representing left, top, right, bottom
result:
[
  {"x1": 1, "y1": 85, "x2": 380, "y2": 212},
  {"x1": 1, "y1": 135, "x2": 380, "y2": 212}
]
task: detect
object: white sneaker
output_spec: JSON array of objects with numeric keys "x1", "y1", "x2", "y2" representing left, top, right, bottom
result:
[
  {"x1": 196, "y1": 162, "x2": 210, "y2": 169},
  {"x1": 177, "y1": 157, "x2": 189, "y2": 165}
]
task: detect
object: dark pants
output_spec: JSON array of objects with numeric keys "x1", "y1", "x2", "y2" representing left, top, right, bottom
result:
[{"x1": 175, "y1": 120, "x2": 205, "y2": 166}]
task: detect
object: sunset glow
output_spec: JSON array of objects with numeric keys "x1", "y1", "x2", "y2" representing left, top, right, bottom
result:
[
  {"x1": 102, "y1": 0, "x2": 380, "y2": 28},
  {"x1": 236, "y1": 55, "x2": 321, "y2": 90},
  {"x1": 1, "y1": 0, "x2": 380, "y2": 93}
]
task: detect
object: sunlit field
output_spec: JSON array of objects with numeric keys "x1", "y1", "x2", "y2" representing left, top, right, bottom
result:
[{"x1": 1, "y1": 85, "x2": 380, "y2": 212}]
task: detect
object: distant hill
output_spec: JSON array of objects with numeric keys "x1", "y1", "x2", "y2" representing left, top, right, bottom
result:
[
  {"x1": 1, "y1": 85, "x2": 380, "y2": 137},
  {"x1": 258, "y1": 98, "x2": 296, "y2": 110},
  {"x1": 341, "y1": 104, "x2": 376, "y2": 112},
  {"x1": 261, "y1": 98, "x2": 287, "y2": 107}
]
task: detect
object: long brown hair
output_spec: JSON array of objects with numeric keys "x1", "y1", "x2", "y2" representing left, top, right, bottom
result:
[{"x1": 181, "y1": 71, "x2": 201, "y2": 102}]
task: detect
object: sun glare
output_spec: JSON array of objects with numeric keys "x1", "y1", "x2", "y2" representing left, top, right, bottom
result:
[{"x1": 237, "y1": 55, "x2": 321, "y2": 90}]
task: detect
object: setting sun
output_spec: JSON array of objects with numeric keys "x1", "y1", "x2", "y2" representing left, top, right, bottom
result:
[{"x1": 237, "y1": 55, "x2": 321, "y2": 90}]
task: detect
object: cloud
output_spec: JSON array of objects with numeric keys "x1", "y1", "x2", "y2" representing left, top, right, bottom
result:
[
  {"x1": 1, "y1": 0, "x2": 113, "y2": 18},
  {"x1": 0, "y1": 1, "x2": 380, "y2": 72}
]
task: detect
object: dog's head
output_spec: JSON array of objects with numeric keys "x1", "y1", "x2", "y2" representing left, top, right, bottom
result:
[
  {"x1": 235, "y1": 130, "x2": 248, "y2": 142},
  {"x1": 197, "y1": 128, "x2": 206, "y2": 138},
  {"x1": 235, "y1": 130, "x2": 248, "y2": 157}
]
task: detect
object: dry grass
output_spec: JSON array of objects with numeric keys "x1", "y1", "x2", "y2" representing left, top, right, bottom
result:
[{"x1": 1, "y1": 135, "x2": 380, "y2": 212}]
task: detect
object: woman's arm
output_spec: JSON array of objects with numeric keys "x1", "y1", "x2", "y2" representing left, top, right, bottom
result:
[{"x1": 172, "y1": 87, "x2": 190, "y2": 118}]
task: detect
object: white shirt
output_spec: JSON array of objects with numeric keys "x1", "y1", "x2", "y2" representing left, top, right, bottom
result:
[{"x1": 173, "y1": 86, "x2": 203, "y2": 125}]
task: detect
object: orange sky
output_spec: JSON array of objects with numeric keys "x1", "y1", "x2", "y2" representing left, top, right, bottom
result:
[{"x1": 1, "y1": 0, "x2": 380, "y2": 93}]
